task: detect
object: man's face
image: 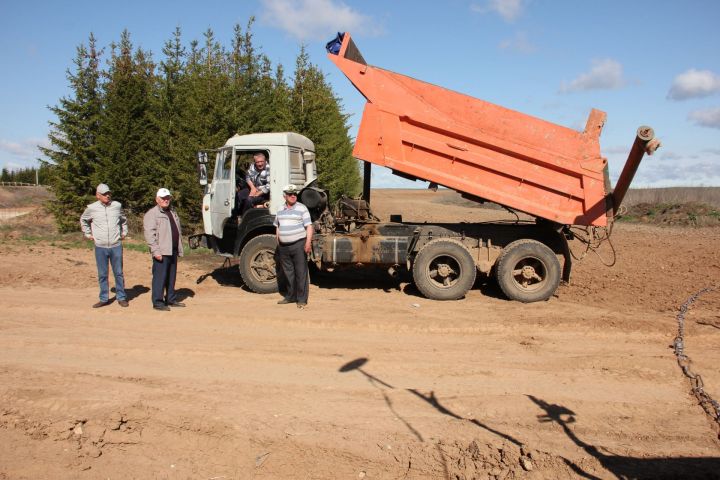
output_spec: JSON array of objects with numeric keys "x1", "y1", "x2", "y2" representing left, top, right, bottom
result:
[
  {"x1": 253, "y1": 154, "x2": 267, "y2": 171},
  {"x1": 156, "y1": 195, "x2": 172, "y2": 208},
  {"x1": 284, "y1": 192, "x2": 297, "y2": 206},
  {"x1": 96, "y1": 191, "x2": 112, "y2": 205}
]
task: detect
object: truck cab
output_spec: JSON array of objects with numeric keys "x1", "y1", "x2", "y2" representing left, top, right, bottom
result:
[
  {"x1": 200, "y1": 132, "x2": 317, "y2": 239},
  {"x1": 192, "y1": 133, "x2": 318, "y2": 291}
]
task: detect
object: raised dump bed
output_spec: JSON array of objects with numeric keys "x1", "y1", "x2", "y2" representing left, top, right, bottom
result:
[{"x1": 327, "y1": 33, "x2": 658, "y2": 227}]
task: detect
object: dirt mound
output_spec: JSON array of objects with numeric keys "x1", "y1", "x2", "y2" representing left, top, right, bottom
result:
[
  {"x1": 0, "y1": 186, "x2": 51, "y2": 208},
  {"x1": 620, "y1": 202, "x2": 720, "y2": 227}
]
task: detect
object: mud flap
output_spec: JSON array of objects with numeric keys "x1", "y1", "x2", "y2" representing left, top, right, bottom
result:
[{"x1": 188, "y1": 233, "x2": 209, "y2": 250}]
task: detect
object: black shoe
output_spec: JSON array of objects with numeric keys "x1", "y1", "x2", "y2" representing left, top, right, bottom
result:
[
  {"x1": 93, "y1": 301, "x2": 110, "y2": 308},
  {"x1": 277, "y1": 298, "x2": 294, "y2": 305},
  {"x1": 118, "y1": 300, "x2": 129, "y2": 307},
  {"x1": 168, "y1": 302, "x2": 186, "y2": 308},
  {"x1": 153, "y1": 304, "x2": 170, "y2": 311},
  {"x1": 297, "y1": 303, "x2": 307, "y2": 310}
]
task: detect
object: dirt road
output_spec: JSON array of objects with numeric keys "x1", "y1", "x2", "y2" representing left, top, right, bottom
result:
[{"x1": 1, "y1": 190, "x2": 719, "y2": 479}]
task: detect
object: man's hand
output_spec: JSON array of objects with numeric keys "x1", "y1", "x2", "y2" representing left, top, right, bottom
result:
[
  {"x1": 86, "y1": 235, "x2": 94, "y2": 241},
  {"x1": 304, "y1": 241, "x2": 312, "y2": 254},
  {"x1": 154, "y1": 254, "x2": 162, "y2": 261}
]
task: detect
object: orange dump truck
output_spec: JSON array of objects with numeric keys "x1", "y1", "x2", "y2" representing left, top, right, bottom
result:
[
  {"x1": 189, "y1": 33, "x2": 658, "y2": 304},
  {"x1": 326, "y1": 32, "x2": 659, "y2": 228}
]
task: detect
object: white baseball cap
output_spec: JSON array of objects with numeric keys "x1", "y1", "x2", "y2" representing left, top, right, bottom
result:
[
  {"x1": 96, "y1": 183, "x2": 111, "y2": 194},
  {"x1": 156, "y1": 188, "x2": 172, "y2": 198}
]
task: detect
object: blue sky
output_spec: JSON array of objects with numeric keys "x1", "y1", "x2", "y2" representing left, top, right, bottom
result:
[{"x1": 2, "y1": 0, "x2": 719, "y2": 188}]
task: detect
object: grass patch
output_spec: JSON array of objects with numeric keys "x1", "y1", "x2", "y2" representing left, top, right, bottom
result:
[{"x1": 617, "y1": 201, "x2": 720, "y2": 227}]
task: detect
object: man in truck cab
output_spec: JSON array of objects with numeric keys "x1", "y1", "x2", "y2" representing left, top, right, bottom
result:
[{"x1": 236, "y1": 151, "x2": 270, "y2": 215}]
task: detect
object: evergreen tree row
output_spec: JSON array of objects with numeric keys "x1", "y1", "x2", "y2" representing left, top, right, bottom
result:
[
  {"x1": 41, "y1": 21, "x2": 361, "y2": 232},
  {"x1": 1, "y1": 164, "x2": 52, "y2": 185}
]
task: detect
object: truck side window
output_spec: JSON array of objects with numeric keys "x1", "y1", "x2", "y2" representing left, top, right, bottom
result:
[{"x1": 219, "y1": 150, "x2": 232, "y2": 180}]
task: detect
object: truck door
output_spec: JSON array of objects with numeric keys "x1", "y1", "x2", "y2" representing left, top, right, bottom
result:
[{"x1": 210, "y1": 148, "x2": 234, "y2": 238}]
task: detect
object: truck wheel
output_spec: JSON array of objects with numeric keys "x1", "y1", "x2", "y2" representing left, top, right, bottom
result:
[
  {"x1": 239, "y1": 234, "x2": 278, "y2": 294},
  {"x1": 496, "y1": 239, "x2": 560, "y2": 303},
  {"x1": 412, "y1": 239, "x2": 476, "y2": 300}
]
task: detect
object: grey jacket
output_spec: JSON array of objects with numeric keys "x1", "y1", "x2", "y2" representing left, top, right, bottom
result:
[
  {"x1": 143, "y1": 205, "x2": 184, "y2": 257},
  {"x1": 80, "y1": 200, "x2": 128, "y2": 248}
]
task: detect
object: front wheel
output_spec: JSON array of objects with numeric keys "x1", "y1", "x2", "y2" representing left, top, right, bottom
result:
[
  {"x1": 239, "y1": 234, "x2": 278, "y2": 294},
  {"x1": 412, "y1": 239, "x2": 476, "y2": 300},
  {"x1": 496, "y1": 239, "x2": 560, "y2": 303}
]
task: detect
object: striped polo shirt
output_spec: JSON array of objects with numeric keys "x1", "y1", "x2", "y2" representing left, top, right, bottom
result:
[{"x1": 274, "y1": 202, "x2": 312, "y2": 244}]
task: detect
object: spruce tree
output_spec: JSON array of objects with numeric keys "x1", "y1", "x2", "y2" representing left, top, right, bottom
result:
[
  {"x1": 291, "y1": 46, "x2": 360, "y2": 200},
  {"x1": 228, "y1": 20, "x2": 260, "y2": 135},
  {"x1": 184, "y1": 29, "x2": 232, "y2": 149},
  {"x1": 96, "y1": 30, "x2": 160, "y2": 215},
  {"x1": 253, "y1": 57, "x2": 293, "y2": 132},
  {"x1": 154, "y1": 27, "x2": 201, "y2": 226},
  {"x1": 40, "y1": 34, "x2": 103, "y2": 232}
]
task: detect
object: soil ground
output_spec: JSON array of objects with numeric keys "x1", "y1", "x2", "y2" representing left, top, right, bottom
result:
[{"x1": 1, "y1": 188, "x2": 719, "y2": 479}]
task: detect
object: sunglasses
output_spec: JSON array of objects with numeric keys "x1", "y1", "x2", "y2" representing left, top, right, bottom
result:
[
  {"x1": 99, "y1": 192, "x2": 111, "y2": 196},
  {"x1": 284, "y1": 192, "x2": 297, "y2": 196}
]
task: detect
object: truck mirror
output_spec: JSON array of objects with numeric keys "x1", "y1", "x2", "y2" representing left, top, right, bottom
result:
[
  {"x1": 197, "y1": 151, "x2": 209, "y2": 164},
  {"x1": 198, "y1": 163, "x2": 208, "y2": 186},
  {"x1": 303, "y1": 151, "x2": 316, "y2": 163}
]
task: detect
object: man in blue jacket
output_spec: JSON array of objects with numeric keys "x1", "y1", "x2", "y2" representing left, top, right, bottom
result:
[{"x1": 80, "y1": 183, "x2": 129, "y2": 308}]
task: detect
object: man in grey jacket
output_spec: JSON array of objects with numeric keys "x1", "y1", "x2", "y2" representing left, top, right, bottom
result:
[
  {"x1": 143, "y1": 188, "x2": 184, "y2": 311},
  {"x1": 80, "y1": 183, "x2": 129, "y2": 308}
]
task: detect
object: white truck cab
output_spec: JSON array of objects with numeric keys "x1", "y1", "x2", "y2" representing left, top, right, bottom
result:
[{"x1": 199, "y1": 132, "x2": 317, "y2": 238}]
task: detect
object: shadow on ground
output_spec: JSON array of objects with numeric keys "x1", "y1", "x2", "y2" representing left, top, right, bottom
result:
[{"x1": 338, "y1": 357, "x2": 720, "y2": 480}]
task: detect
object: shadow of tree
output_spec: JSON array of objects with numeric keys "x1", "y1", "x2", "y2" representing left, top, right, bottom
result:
[
  {"x1": 337, "y1": 358, "x2": 720, "y2": 479},
  {"x1": 527, "y1": 395, "x2": 720, "y2": 480}
]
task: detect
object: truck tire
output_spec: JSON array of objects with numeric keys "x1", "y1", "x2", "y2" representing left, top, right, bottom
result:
[
  {"x1": 496, "y1": 239, "x2": 560, "y2": 303},
  {"x1": 412, "y1": 239, "x2": 476, "y2": 300},
  {"x1": 239, "y1": 234, "x2": 279, "y2": 294}
]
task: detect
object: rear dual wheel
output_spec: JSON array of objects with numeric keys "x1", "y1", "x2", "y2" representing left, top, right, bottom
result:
[
  {"x1": 412, "y1": 240, "x2": 476, "y2": 300},
  {"x1": 496, "y1": 239, "x2": 560, "y2": 303}
]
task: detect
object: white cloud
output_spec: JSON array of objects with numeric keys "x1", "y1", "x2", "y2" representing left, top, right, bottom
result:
[
  {"x1": 560, "y1": 59, "x2": 625, "y2": 93},
  {"x1": 667, "y1": 69, "x2": 720, "y2": 100},
  {"x1": 658, "y1": 150, "x2": 683, "y2": 161},
  {"x1": 471, "y1": 0, "x2": 527, "y2": 22},
  {"x1": 0, "y1": 138, "x2": 48, "y2": 170},
  {"x1": 498, "y1": 32, "x2": 536, "y2": 54},
  {"x1": 560, "y1": 58, "x2": 626, "y2": 93},
  {"x1": 606, "y1": 149, "x2": 720, "y2": 187},
  {"x1": 260, "y1": 0, "x2": 379, "y2": 41},
  {"x1": 688, "y1": 107, "x2": 720, "y2": 129}
]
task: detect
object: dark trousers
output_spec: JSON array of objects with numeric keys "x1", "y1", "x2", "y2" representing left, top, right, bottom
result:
[
  {"x1": 152, "y1": 254, "x2": 178, "y2": 307},
  {"x1": 277, "y1": 239, "x2": 309, "y2": 304},
  {"x1": 236, "y1": 189, "x2": 269, "y2": 215}
]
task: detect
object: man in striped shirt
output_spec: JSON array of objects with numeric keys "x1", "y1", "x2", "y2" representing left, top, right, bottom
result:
[{"x1": 274, "y1": 184, "x2": 313, "y2": 309}]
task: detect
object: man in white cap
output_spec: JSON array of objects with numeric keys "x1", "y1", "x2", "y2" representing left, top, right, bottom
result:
[
  {"x1": 80, "y1": 183, "x2": 129, "y2": 308},
  {"x1": 274, "y1": 184, "x2": 313, "y2": 309},
  {"x1": 143, "y1": 188, "x2": 184, "y2": 311}
]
